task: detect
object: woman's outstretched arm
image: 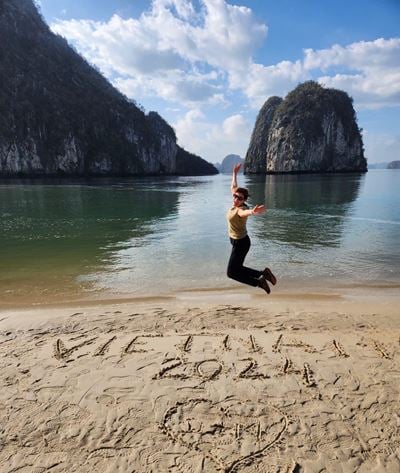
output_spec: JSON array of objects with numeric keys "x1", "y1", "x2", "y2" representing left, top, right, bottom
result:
[{"x1": 238, "y1": 204, "x2": 266, "y2": 217}]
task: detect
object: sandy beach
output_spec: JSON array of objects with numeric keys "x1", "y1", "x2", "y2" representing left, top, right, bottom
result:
[{"x1": 1, "y1": 287, "x2": 399, "y2": 472}]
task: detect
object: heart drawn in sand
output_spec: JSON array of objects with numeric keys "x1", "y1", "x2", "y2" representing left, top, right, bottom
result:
[{"x1": 161, "y1": 397, "x2": 288, "y2": 472}]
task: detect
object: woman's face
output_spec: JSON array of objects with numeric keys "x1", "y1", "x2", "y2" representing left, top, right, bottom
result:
[{"x1": 232, "y1": 192, "x2": 245, "y2": 207}]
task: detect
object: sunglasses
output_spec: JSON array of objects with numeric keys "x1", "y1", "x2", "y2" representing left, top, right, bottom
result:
[{"x1": 233, "y1": 193, "x2": 244, "y2": 201}]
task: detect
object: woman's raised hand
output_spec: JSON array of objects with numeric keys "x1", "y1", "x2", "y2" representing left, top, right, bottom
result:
[{"x1": 233, "y1": 163, "x2": 242, "y2": 174}]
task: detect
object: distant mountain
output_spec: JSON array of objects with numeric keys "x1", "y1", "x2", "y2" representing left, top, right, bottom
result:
[
  {"x1": 215, "y1": 154, "x2": 244, "y2": 173},
  {"x1": 368, "y1": 162, "x2": 390, "y2": 169},
  {"x1": 0, "y1": 0, "x2": 217, "y2": 177},
  {"x1": 387, "y1": 160, "x2": 400, "y2": 169},
  {"x1": 245, "y1": 81, "x2": 367, "y2": 174}
]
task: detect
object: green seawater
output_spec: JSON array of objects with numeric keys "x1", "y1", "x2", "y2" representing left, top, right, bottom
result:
[{"x1": 1, "y1": 170, "x2": 399, "y2": 304}]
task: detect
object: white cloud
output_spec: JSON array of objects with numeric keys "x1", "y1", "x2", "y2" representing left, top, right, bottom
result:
[
  {"x1": 174, "y1": 110, "x2": 252, "y2": 162},
  {"x1": 114, "y1": 70, "x2": 226, "y2": 106},
  {"x1": 230, "y1": 38, "x2": 400, "y2": 110},
  {"x1": 51, "y1": 1, "x2": 400, "y2": 111},
  {"x1": 51, "y1": 0, "x2": 266, "y2": 105},
  {"x1": 231, "y1": 60, "x2": 307, "y2": 108},
  {"x1": 303, "y1": 38, "x2": 400, "y2": 71},
  {"x1": 222, "y1": 114, "x2": 247, "y2": 137},
  {"x1": 305, "y1": 38, "x2": 400, "y2": 108},
  {"x1": 153, "y1": 0, "x2": 197, "y2": 21},
  {"x1": 52, "y1": 15, "x2": 186, "y2": 77},
  {"x1": 49, "y1": 0, "x2": 265, "y2": 122},
  {"x1": 189, "y1": 0, "x2": 267, "y2": 71},
  {"x1": 317, "y1": 72, "x2": 400, "y2": 109}
]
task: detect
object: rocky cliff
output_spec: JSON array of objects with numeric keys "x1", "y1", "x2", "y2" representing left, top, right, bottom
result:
[
  {"x1": 0, "y1": 0, "x2": 217, "y2": 176},
  {"x1": 245, "y1": 82, "x2": 367, "y2": 174},
  {"x1": 244, "y1": 97, "x2": 282, "y2": 173}
]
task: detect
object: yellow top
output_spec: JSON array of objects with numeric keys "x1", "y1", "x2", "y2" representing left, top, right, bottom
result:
[{"x1": 226, "y1": 205, "x2": 248, "y2": 239}]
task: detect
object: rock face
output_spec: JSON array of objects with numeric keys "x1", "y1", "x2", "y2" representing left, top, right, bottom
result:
[
  {"x1": 244, "y1": 97, "x2": 282, "y2": 173},
  {"x1": 0, "y1": 0, "x2": 217, "y2": 176},
  {"x1": 215, "y1": 154, "x2": 244, "y2": 173},
  {"x1": 245, "y1": 82, "x2": 367, "y2": 174}
]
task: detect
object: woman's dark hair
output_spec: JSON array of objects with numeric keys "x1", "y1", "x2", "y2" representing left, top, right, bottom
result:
[{"x1": 236, "y1": 187, "x2": 249, "y2": 201}]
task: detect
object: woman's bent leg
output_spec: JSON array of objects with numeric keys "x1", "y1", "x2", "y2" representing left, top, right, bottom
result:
[{"x1": 227, "y1": 236, "x2": 262, "y2": 287}]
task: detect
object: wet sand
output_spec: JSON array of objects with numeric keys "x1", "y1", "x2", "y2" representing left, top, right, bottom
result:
[{"x1": 0, "y1": 289, "x2": 399, "y2": 472}]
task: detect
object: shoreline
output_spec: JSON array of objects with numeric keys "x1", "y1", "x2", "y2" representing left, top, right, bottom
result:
[
  {"x1": 2, "y1": 277, "x2": 400, "y2": 311},
  {"x1": 1, "y1": 282, "x2": 399, "y2": 333}
]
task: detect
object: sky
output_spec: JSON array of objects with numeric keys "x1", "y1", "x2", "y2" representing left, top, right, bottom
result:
[{"x1": 36, "y1": 0, "x2": 400, "y2": 164}]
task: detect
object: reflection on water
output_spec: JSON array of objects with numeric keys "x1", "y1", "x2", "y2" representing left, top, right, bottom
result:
[
  {"x1": 246, "y1": 174, "x2": 363, "y2": 249},
  {"x1": 0, "y1": 178, "x2": 181, "y2": 302},
  {"x1": 0, "y1": 171, "x2": 399, "y2": 304},
  {"x1": 243, "y1": 172, "x2": 400, "y2": 283},
  {"x1": 82, "y1": 175, "x2": 228, "y2": 297}
]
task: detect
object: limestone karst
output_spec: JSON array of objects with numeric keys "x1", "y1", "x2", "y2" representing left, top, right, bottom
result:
[{"x1": 245, "y1": 81, "x2": 367, "y2": 174}]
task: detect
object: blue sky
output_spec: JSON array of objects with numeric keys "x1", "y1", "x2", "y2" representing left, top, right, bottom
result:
[{"x1": 37, "y1": 0, "x2": 400, "y2": 164}]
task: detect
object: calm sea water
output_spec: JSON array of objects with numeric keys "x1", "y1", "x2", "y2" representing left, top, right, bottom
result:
[{"x1": 1, "y1": 170, "x2": 399, "y2": 304}]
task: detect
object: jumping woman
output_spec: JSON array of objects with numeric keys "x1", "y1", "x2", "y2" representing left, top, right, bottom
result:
[{"x1": 226, "y1": 163, "x2": 277, "y2": 294}]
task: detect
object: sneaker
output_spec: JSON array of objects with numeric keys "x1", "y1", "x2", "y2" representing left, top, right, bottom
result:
[
  {"x1": 262, "y1": 267, "x2": 277, "y2": 285},
  {"x1": 258, "y1": 276, "x2": 271, "y2": 294}
]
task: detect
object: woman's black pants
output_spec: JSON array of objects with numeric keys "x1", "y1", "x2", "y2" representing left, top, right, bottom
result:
[{"x1": 227, "y1": 235, "x2": 262, "y2": 287}]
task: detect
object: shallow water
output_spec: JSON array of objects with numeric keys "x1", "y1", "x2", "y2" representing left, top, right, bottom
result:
[{"x1": 1, "y1": 170, "x2": 399, "y2": 304}]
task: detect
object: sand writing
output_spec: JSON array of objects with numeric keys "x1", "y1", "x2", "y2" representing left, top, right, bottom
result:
[{"x1": 0, "y1": 305, "x2": 399, "y2": 472}]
